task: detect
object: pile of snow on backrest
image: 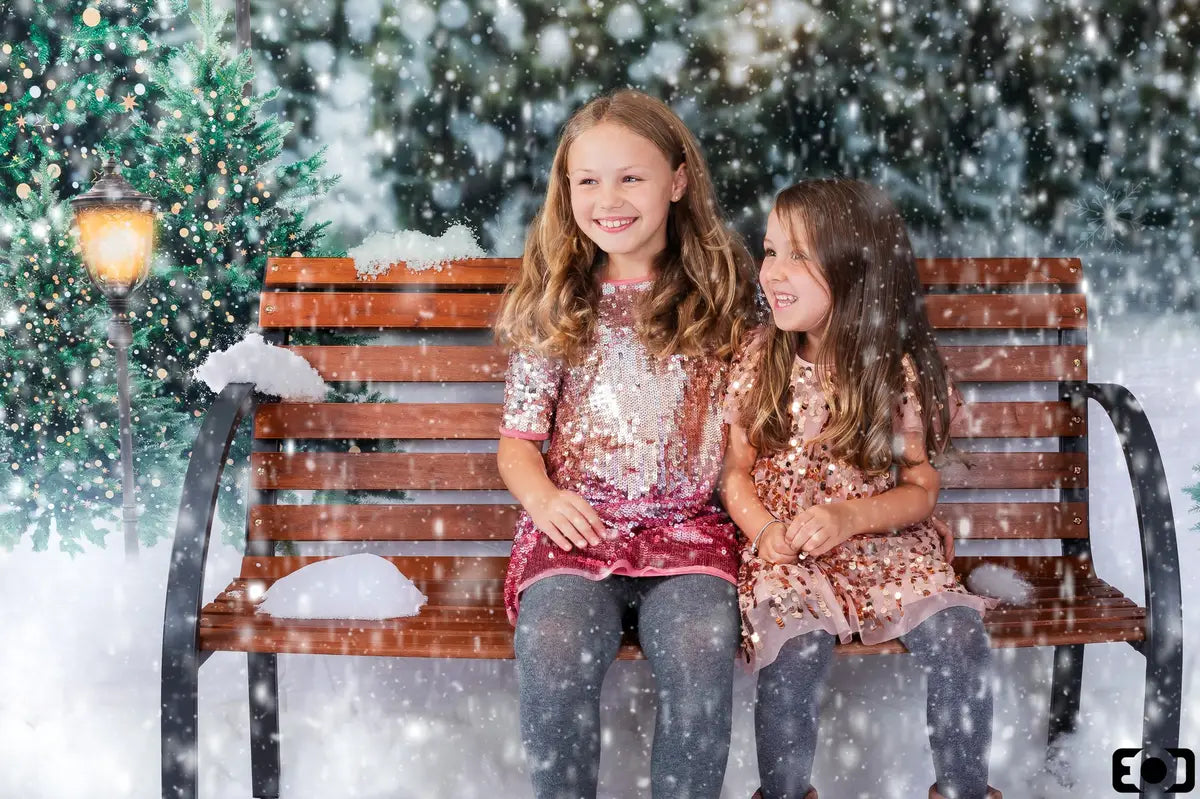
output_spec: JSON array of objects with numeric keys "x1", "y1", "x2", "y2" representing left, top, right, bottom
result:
[
  {"x1": 350, "y1": 223, "x2": 487, "y2": 279},
  {"x1": 194, "y1": 332, "x2": 328, "y2": 401}
]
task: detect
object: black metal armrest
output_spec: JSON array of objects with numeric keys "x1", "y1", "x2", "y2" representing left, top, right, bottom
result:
[
  {"x1": 1085, "y1": 382, "x2": 1182, "y2": 656},
  {"x1": 162, "y1": 382, "x2": 258, "y2": 669}
]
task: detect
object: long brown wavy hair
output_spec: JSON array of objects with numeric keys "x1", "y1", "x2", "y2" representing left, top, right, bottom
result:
[
  {"x1": 494, "y1": 89, "x2": 759, "y2": 362},
  {"x1": 743, "y1": 179, "x2": 954, "y2": 474}
]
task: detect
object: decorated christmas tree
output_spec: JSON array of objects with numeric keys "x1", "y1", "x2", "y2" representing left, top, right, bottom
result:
[{"x1": 0, "y1": 0, "x2": 334, "y2": 551}]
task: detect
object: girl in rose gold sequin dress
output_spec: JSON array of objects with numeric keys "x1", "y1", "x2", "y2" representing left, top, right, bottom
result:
[
  {"x1": 493, "y1": 90, "x2": 760, "y2": 799},
  {"x1": 721, "y1": 180, "x2": 1002, "y2": 799}
]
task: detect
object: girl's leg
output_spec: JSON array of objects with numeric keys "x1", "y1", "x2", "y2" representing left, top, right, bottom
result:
[
  {"x1": 514, "y1": 575, "x2": 630, "y2": 799},
  {"x1": 898, "y1": 605, "x2": 994, "y2": 799},
  {"x1": 636, "y1": 574, "x2": 741, "y2": 799},
  {"x1": 755, "y1": 631, "x2": 835, "y2": 799}
]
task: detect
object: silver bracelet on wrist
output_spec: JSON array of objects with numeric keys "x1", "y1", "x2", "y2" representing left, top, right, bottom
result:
[{"x1": 751, "y1": 517, "x2": 784, "y2": 556}]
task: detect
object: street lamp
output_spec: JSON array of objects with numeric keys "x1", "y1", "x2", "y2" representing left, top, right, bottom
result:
[{"x1": 71, "y1": 160, "x2": 157, "y2": 558}]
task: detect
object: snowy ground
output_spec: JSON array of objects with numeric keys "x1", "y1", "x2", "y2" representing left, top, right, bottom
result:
[{"x1": 2, "y1": 310, "x2": 1197, "y2": 799}]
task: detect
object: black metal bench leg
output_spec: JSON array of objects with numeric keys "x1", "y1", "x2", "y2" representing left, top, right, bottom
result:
[
  {"x1": 162, "y1": 650, "x2": 201, "y2": 799},
  {"x1": 1045, "y1": 643, "x2": 1084, "y2": 785},
  {"x1": 248, "y1": 652, "x2": 282, "y2": 799},
  {"x1": 1140, "y1": 630, "x2": 1184, "y2": 798}
]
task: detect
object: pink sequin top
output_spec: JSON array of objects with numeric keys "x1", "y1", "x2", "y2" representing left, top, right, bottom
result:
[
  {"x1": 500, "y1": 278, "x2": 740, "y2": 623},
  {"x1": 725, "y1": 329, "x2": 994, "y2": 669}
]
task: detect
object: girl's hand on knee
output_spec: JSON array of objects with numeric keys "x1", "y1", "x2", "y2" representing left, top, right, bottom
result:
[
  {"x1": 528, "y1": 489, "x2": 606, "y2": 550},
  {"x1": 788, "y1": 504, "x2": 854, "y2": 558},
  {"x1": 758, "y1": 522, "x2": 801, "y2": 565}
]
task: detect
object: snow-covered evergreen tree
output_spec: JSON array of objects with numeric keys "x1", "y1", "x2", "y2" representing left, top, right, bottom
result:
[{"x1": 247, "y1": 0, "x2": 1198, "y2": 307}]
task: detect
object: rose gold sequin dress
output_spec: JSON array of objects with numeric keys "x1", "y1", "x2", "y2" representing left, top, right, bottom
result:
[
  {"x1": 725, "y1": 330, "x2": 995, "y2": 669},
  {"x1": 501, "y1": 277, "x2": 739, "y2": 624}
]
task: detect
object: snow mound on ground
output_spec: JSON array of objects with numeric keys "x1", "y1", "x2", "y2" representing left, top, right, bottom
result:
[
  {"x1": 965, "y1": 563, "x2": 1034, "y2": 604},
  {"x1": 257, "y1": 553, "x2": 428, "y2": 619},
  {"x1": 350, "y1": 223, "x2": 487, "y2": 278},
  {"x1": 194, "y1": 332, "x2": 328, "y2": 401}
]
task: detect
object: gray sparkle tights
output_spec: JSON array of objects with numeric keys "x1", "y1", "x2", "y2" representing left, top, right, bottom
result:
[
  {"x1": 514, "y1": 573, "x2": 741, "y2": 799},
  {"x1": 756, "y1": 606, "x2": 994, "y2": 799}
]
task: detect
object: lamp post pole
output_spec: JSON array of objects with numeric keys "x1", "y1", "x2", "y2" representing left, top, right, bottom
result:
[{"x1": 108, "y1": 295, "x2": 139, "y2": 557}]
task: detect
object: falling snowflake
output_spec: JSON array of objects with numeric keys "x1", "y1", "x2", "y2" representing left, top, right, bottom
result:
[{"x1": 1071, "y1": 180, "x2": 1145, "y2": 250}]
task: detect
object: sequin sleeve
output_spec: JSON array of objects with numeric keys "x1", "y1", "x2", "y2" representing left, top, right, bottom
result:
[
  {"x1": 722, "y1": 327, "x2": 766, "y2": 427},
  {"x1": 894, "y1": 354, "x2": 964, "y2": 441},
  {"x1": 500, "y1": 348, "x2": 564, "y2": 441}
]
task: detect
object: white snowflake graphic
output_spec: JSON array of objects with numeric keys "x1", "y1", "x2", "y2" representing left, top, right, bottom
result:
[{"x1": 1071, "y1": 180, "x2": 1145, "y2": 250}]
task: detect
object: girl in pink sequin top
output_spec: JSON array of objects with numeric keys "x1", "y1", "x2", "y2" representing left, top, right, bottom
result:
[
  {"x1": 494, "y1": 91, "x2": 760, "y2": 799},
  {"x1": 721, "y1": 180, "x2": 1001, "y2": 799}
]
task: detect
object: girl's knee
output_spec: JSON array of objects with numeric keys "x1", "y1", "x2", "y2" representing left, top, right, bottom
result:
[
  {"x1": 759, "y1": 631, "x2": 835, "y2": 694},
  {"x1": 942, "y1": 606, "x2": 990, "y2": 659},
  {"x1": 639, "y1": 575, "x2": 740, "y2": 658},
  {"x1": 643, "y1": 612, "x2": 740, "y2": 668},
  {"x1": 906, "y1": 606, "x2": 990, "y2": 666},
  {"x1": 776, "y1": 630, "x2": 835, "y2": 664},
  {"x1": 514, "y1": 585, "x2": 624, "y2": 672}
]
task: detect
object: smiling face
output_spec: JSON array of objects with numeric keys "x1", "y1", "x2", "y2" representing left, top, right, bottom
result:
[
  {"x1": 760, "y1": 208, "x2": 832, "y2": 338},
  {"x1": 566, "y1": 121, "x2": 687, "y2": 275}
]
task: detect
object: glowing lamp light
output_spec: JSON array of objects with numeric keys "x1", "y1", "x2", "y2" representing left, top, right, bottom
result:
[{"x1": 70, "y1": 161, "x2": 157, "y2": 299}]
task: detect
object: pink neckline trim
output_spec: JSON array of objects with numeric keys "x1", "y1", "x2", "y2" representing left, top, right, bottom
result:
[{"x1": 602, "y1": 275, "x2": 654, "y2": 285}]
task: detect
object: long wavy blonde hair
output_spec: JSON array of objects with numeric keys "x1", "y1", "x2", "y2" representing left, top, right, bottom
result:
[
  {"x1": 742, "y1": 179, "x2": 954, "y2": 474},
  {"x1": 494, "y1": 89, "x2": 759, "y2": 362}
]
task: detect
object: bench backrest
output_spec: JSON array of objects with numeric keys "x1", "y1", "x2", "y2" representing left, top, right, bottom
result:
[{"x1": 244, "y1": 256, "x2": 1090, "y2": 602}]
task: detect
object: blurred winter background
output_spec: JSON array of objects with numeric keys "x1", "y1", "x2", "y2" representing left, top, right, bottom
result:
[{"x1": 2, "y1": 0, "x2": 1198, "y2": 797}]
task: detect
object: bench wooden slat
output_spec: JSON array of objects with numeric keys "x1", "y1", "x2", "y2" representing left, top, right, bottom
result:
[
  {"x1": 233, "y1": 554, "x2": 1095, "y2": 583},
  {"x1": 210, "y1": 582, "x2": 507, "y2": 611},
  {"x1": 918, "y1": 257, "x2": 1082, "y2": 288},
  {"x1": 923, "y1": 294, "x2": 1086, "y2": 329},
  {"x1": 199, "y1": 623, "x2": 525, "y2": 658},
  {"x1": 284, "y1": 344, "x2": 1088, "y2": 384},
  {"x1": 265, "y1": 258, "x2": 518, "y2": 289},
  {"x1": 935, "y1": 502, "x2": 1088, "y2": 540},
  {"x1": 937, "y1": 453, "x2": 1086, "y2": 490},
  {"x1": 199, "y1": 600, "x2": 1141, "y2": 646},
  {"x1": 251, "y1": 452, "x2": 503, "y2": 490},
  {"x1": 245, "y1": 501, "x2": 1087, "y2": 542},
  {"x1": 258, "y1": 292, "x2": 1084, "y2": 331},
  {"x1": 254, "y1": 403, "x2": 503, "y2": 439},
  {"x1": 200, "y1": 617, "x2": 1144, "y2": 658},
  {"x1": 285, "y1": 345, "x2": 508, "y2": 382},
  {"x1": 263, "y1": 257, "x2": 1083, "y2": 289},
  {"x1": 247, "y1": 504, "x2": 520, "y2": 541},
  {"x1": 204, "y1": 580, "x2": 1136, "y2": 621},
  {"x1": 239, "y1": 554, "x2": 510, "y2": 582},
  {"x1": 251, "y1": 400, "x2": 1085, "y2": 440},
  {"x1": 939, "y1": 345, "x2": 1086, "y2": 383},
  {"x1": 249, "y1": 451, "x2": 1087, "y2": 491},
  {"x1": 259, "y1": 292, "x2": 502, "y2": 329},
  {"x1": 837, "y1": 621, "x2": 1145, "y2": 654}
]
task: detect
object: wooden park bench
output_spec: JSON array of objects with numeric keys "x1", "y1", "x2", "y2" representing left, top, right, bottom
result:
[{"x1": 161, "y1": 256, "x2": 1183, "y2": 798}]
